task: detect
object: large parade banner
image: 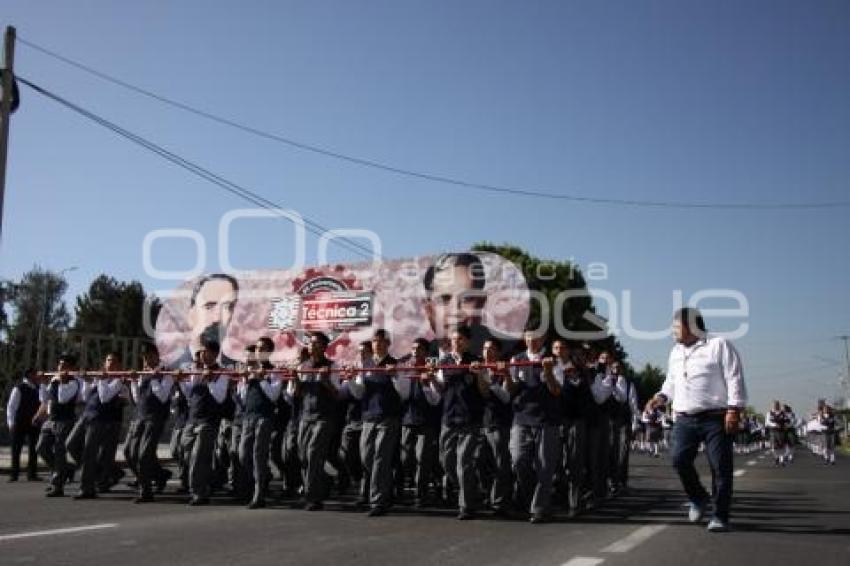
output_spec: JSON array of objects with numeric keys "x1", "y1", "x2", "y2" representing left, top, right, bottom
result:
[{"x1": 155, "y1": 252, "x2": 530, "y2": 368}]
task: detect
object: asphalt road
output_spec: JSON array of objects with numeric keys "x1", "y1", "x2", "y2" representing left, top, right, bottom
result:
[{"x1": 0, "y1": 449, "x2": 847, "y2": 566}]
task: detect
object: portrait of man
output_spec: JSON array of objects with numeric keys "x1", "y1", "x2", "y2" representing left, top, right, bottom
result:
[
  {"x1": 171, "y1": 273, "x2": 239, "y2": 368},
  {"x1": 422, "y1": 253, "x2": 495, "y2": 356}
]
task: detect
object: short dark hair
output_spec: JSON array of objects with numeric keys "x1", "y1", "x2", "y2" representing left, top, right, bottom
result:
[
  {"x1": 452, "y1": 325, "x2": 472, "y2": 340},
  {"x1": 483, "y1": 338, "x2": 502, "y2": 351},
  {"x1": 372, "y1": 328, "x2": 391, "y2": 343},
  {"x1": 200, "y1": 337, "x2": 221, "y2": 354},
  {"x1": 141, "y1": 342, "x2": 159, "y2": 357},
  {"x1": 423, "y1": 253, "x2": 485, "y2": 292},
  {"x1": 413, "y1": 338, "x2": 430, "y2": 350},
  {"x1": 105, "y1": 351, "x2": 122, "y2": 361},
  {"x1": 58, "y1": 352, "x2": 78, "y2": 365},
  {"x1": 256, "y1": 337, "x2": 274, "y2": 352},
  {"x1": 673, "y1": 307, "x2": 706, "y2": 334},
  {"x1": 245, "y1": 344, "x2": 257, "y2": 353},
  {"x1": 190, "y1": 273, "x2": 239, "y2": 307},
  {"x1": 310, "y1": 331, "x2": 330, "y2": 347}
]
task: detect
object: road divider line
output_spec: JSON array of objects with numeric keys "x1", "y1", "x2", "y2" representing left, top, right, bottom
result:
[
  {"x1": 0, "y1": 523, "x2": 118, "y2": 542},
  {"x1": 747, "y1": 460, "x2": 757, "y2": 466},
  {"x1": 561, "y1": 558, "x2": 605, "y2": 566},
  {"x1": 734, "y1": 469, "x2": 746, "y2": 477},
  {"x1": 600, "y1": 525, "x2": 668, "y2": 553}
]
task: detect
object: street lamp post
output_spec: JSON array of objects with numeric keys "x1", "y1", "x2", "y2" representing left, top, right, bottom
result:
[{"x1": 34, "y1": 265, "x2": 77, "y2": 370}]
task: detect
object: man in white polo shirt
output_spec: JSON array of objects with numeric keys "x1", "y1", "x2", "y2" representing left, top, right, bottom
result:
[{"x1": 647, "y1": 307, "x2": 747, "y2": 533}]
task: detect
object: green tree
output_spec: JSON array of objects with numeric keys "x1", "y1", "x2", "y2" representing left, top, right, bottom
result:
[
  {"x1": 472, "y1": 242, "x2": 626, "y2": 360},
  {"x1": 633, "y1": 363, "x2": 665, "y2": 404},
  {"x1": 74, "y1": 275, "x2": 161, "y2": 338},
  {"x1": 4, "y1": 267, "x2": 71, "y2": 372}
]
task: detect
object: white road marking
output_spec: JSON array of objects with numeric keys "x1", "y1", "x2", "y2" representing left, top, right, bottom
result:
[
  {"x1": 747, "y1": 460, "x2": 757, "y2": 466},
  {"x1": 0, "y1": 524, "x2": 118, "y2": 542},
  {"x1": 561, "y1": 558, "x2": 605, "y2": 566},
  {"x1": 734, "y1": 469, "x2": 746, "y2": 477},
  {"x1": 601, "y1": 525, "x2": 668, "y2": 553}
]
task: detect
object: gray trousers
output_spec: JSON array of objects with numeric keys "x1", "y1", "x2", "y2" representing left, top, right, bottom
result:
[
  {"x1": 239, "y1": 416, "x2": 274, "y2": 501},
  {"x1": 283, "y1": 421, "x2": 302, "y2": 494},
  {"x1": 563, "y1": 419, "x2": 587, "y2": 511},
  {"x1": 485, "y1": 426, "x2": 513, "y2": 510},
  {"x1": 440, "y1": 424, "x2": 481, "y2": 511},
  {"x1": 182, "y1": 421, "x2": 218, "y2": 498},
  {"x1": 510, "y1": 423, "x2": 561, "y2": 515},
  {"x1": 37, "y1": 419, "x2": 75, "y2": 490},
  {"x1": 340, "y1": 423, "x2": 362, "y2": 484},
  {"x1": 586, "y1": 416, "x2": 611, "y2": 499},
  {"x1": 170, "y1": 424, "x2": 188, "y2": 487},
  {"x1": 136, "y1": 418, "x2": 166, "y2": 494},
  {"x1": 71, "y1": 420, "x2": 114, "y2": 494},
  {"x1": 610, "y1": 419, "x2": 632, "y2": 488},
  {"x1": 401, "y1": 425, "x2": 439, "y2": 500},
  {"x1": 123, "y1": 419, "x2": 141, "y2": 478},
  {"x1": 298, "y1": 419, "x2": 334, "y2": 503},
  {"x1": 360, "y1": 418, "x2": 401, "y2": 508}
]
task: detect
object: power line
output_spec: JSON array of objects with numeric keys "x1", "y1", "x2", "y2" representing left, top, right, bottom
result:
[
  {"x1": 19, "y1": 37, "x2": 850, "y2": 211},
  {"x1": 16, "y1": 76, "x2": 379, "y2": 261}
]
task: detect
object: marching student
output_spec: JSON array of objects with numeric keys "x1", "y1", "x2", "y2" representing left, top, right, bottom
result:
[
  {"x1": 128, "y1": 344, "x2": 174, "y2": 503},
  {"x1": 554, "y1": 342, "x2": 592, "y2": 517},
  {"x1": 180, "y1": 338, "x2": 231, "y2": 505},
  {"x1": 280, "y1": 347, "x2": 309, "y2": 500},
  {"x1": 766, "y1": 401, "x2": 792, "y2": 466},
  {"x1": 818, "y1": 404, "x2": 837, "y2": 465},
  {"x1": 37, "y1": 354, "x2": 80, "y2": 497},
  {"x1": 783, "y1": 404, "x2": 797, "y2": 464},
  {"x1": 6, "y1": 368, "x2": 45, "y2": 482},
  {"x1": 642, "y1": 406, "x2": 664, "y2": 458},
  {"x1": 610, "y1": 360, "x2": 639, "y2": 494},
  {"x1": 434, "y1": 325, "x2": 487, "y2": 520},
  {"x1": 238, "y1": 337, "x2": 283, "y2": 508},
  {"x1": 292, "y1": 332, "x2": 340, "y2": 511},
  {"x1": 70, "y1": 352, "x2": 127, "y2": 499},
  {"x1": 647, "y1": 307, "x2": 747, "y2": 533},
  {"x1": 506, "y1": 329, "x2": 562, "y2": 524},
  {"x1": 399, "y1": 338, "x2": 443, "y2": 508},
  {"x1": 480, "y1": 338, "x2": 513, "y2": 516},
  {"x1": 348, "y1": 328, "x2": 409, "y2": 516},
  {"x1": 587, "y1": 350, "x2": 615, "y2": 503},
  {"x1": 336, "y1": 344, "x2": 367, "y2": 496},
  {"x1": 170, "y1": 378, "x2": 191, "y2": 493}
]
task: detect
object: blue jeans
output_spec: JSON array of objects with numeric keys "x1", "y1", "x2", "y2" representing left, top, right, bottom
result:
[{"x1": 670, "y1": 413, "x2": 733, "y2": 522}]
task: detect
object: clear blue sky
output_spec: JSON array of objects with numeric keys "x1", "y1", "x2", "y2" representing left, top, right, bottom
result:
[{"x1": 2, "y1": 1, "x2": 849, "y2": 412}]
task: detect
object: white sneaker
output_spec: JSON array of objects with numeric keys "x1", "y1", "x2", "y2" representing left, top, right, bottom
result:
[
  {"x1": 688, "y1": 501, "x2": 706, "y2": 523},
  {"x1": 707, "y1": 518, "x2": 729, "y2": 532}
]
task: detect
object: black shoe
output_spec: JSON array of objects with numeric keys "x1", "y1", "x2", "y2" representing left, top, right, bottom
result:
[
  {"x1": 304, "y1": 501, "x2": 324, "y2": 511},
  {"x1": 73, "y1": 491, "x2": 98, "y2": 500},
  {"x1": 457, "y1": 509, "x2": 477, "y2": 521},
  {"x1": 491, "y1": 506, "x2": 511, "y2": 519},
  {"x1": 188, "y1": 496, "x2": 210, "y2": 506},
  {"x1": 530, "y1": 513, "x2": 548, "y2": 524},
  {"x1": 126, "y1": 480, "x2": 139, "y2": 488},
  {"x1": 248, "y1": 498, "x2": 266, "y2": 510},
  {"x1": 353, "y1": 498, "x2": 368, "y2": 510},
  {"x1": 156, "y1": 470, "x2": 172, "y2": 494},
  {"x1": 27, "y1": 475, "x2": 42, "y2": 482},
  {"x1": 7, "y1": 476, "x2": 18, "y2": 483},
  {"x1": 45, "y1": 488, "x2": 65, "y2": 498},
  {"x1": 134, "y1": 494, "x2": 154, "y2": 504},
  {"x1": 368, "y1": 506, "x2": 387, "y2": 517}
]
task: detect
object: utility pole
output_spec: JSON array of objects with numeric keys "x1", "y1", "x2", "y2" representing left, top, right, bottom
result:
[
  {"x1": 838, "y1": 335, "x2": 850, "y2": 409},
  {"x1": 0, "y1": 25, "x2": 17, "y2": 243}
]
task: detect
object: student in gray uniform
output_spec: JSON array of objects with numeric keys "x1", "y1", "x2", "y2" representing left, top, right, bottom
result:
[
  {"x1": 480, "y1": 338, "x2": 513, "y2": 516},
  {"x1": 70, "y1": 352, "x2": 126, "y2": 499},
  {"x1": 129, "y1": 344, "x2": 174, "y2": 502},
  {"x1": 400, "y1": 338, "x2": 443, "y2": 508},
  {"x1": 434, "y1": 325, "x2": 488, "y2": 520},
  {"x1": 6, "y1": 368, "x2": 45, "y2": 482},
  {"x1": 37, "y1": 354, "x2": 80, "y2": 497},
  {"x1": 555, "y1": 348, "x2": 592, "y2": 517},
  {"x1": 506, "y1": 330, "x2": 562, "y2": 524},
  {"x1": 348, "y1": 329, "x2": 409, "y2": 516},
  {"x1": 609, "y1": 360, "x2": 639, "y2": 494},
  {"x1": 238, "y1": 337, "x2": 283, "y2": 508},
  {"x1": 180, "y1": 338, "x2": 231, "y2": 505},
  {"x1": 586, "y1": 350, "x2": 615, "y2": 503},
  {"x1": 292, "y1": 332, "x2": 340, "y2": 511}
]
